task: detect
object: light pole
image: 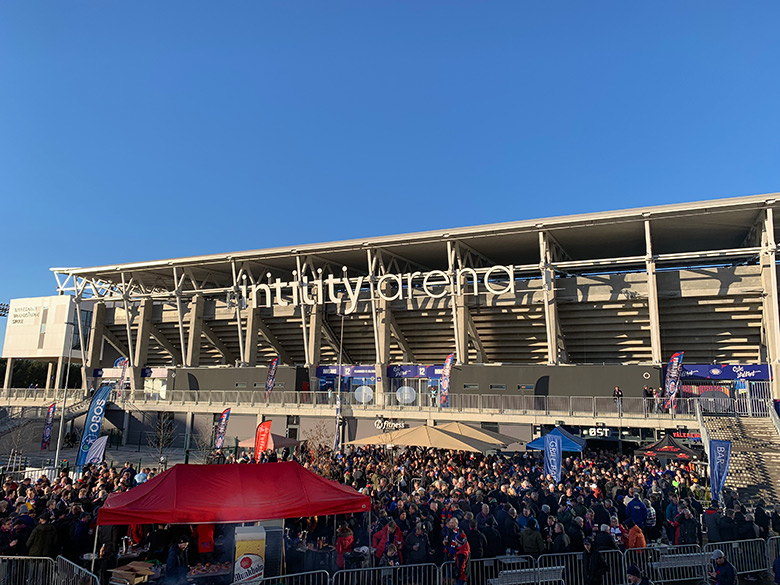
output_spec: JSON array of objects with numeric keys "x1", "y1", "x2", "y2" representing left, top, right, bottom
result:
[
  {"x1": 334, "y1": 311, "x2": 345, "y2": 451},
  {"x1": 54, "y1": 321, "x2": 76, "y2": 467}
]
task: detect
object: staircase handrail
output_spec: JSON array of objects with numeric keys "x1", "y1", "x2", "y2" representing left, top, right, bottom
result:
[
  {"x1": 695, "y1": 399, "x2": 711, "y2": 460},
  {"x1": 767, "y1": 399, "x2": 780, "y2": 440}
]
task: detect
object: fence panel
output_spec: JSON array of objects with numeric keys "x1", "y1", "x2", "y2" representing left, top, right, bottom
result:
[
  {"x1": 624, "y1": 545, "x2": 706, "y2": 585},
  {"x1": 56, "y1": 555, "x2": 99, "y2": 585},
  {"x1": 601, "y1": 549, "x2": 627, "y2": 585},
  {"x1": 537, "y1": 551, "x2": 584, "y2": 585},
  {"x1": 0, "y1": 556, "x2": 55, "y2": 585},
  {"x1": 705, "y1": 538, "x2": 767, "y2": 575},
  {"x1": 253, "y1": 569, "x2": 331, "y2": 585},
  {"x1": 449, "y1": 555, "x2": 533, "y2": 585},
  {"x1": 769, "y1": 536, "x2": 780, "y2": 574},
  {"x1": 333, "y1": 563, "x2": 438, "y2": 585}
]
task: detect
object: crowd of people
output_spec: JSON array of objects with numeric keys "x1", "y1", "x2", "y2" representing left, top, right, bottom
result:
[{"x1": 0, "y1": 438, "x2": 774, "y2": 585}]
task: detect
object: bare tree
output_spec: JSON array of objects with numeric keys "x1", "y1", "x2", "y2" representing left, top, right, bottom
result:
[{"x1": 147, "y1": 413, "x2": 176, "y2": 461}]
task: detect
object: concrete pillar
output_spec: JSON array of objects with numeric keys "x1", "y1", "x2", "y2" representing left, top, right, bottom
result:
[
  {"x1": 184, "y1": 412, "x2": 194, "y2": 450},
  {"x1": 455, "y1": 297, "x2": 469, "y2": 365},
  {"x1": 54, "y1": 356, "x2": 65, "y2": 390},
  {"x1": 186, "y1": 296, "x2": 204, "y2": 367},
  {"x1": 122, "y1": 410, "x2": 130, "y2": 446},
  {"x1": 3, "y1": 358, "x2": 13, "y2": 390},
  {"x1": 131, "y1": 299, "x2": 153, "y2": 391},
  {"x1": 644, "y1": 220, "x2": 663, "y2": 364},
  {"x1": 46, "y1": 362, "x2": 54, "y2": 390},
  {"x1": 307, "y1": 308, "x2": 322, "y2": 394},
  {"x1": 86, "y1": 302, "x2": 106, "y2": 371},
  {"x1": 245, "y1": 308, "x2": 260, "y2": 367}
]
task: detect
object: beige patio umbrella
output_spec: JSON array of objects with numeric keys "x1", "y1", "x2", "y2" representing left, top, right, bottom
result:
[
  {"x1": 346, "y1": 424, "x2": 497, "y2": 453},
  {"x1": 436, "y1": 422, "x2": 523, "y2": 447}
]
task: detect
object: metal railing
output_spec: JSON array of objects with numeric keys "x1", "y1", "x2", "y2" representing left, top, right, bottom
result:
[
  {"x1": 0, "y1": 556, "x2": 55, "y2": 585},
  {"x1": 767, "y1": 399, "x2": 780, "y2": 440},
  {"x1": 56, "y1": 555, "x2": 99, "y2": 585},
  {"x1": 94, "y1": 390, "x2": 713, "y2": 421}
]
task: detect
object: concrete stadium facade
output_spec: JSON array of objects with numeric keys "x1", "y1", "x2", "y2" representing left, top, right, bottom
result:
[{"x1": 3, "y1": 192, "x2": 780, "y2": 448}]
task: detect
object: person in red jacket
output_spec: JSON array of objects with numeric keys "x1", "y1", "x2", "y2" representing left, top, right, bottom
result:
[
  {"x1": 334, "y1": 522, "x2": 354, "y2": 569},
  {"x1": 374, "y1": 520, "x2": 404, "y2": 564}
]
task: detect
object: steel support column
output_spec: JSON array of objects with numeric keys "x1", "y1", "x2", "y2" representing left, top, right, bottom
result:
[
  {"x1": 539, "y1": 232, "x2": 562, "y2": 365},
  {"x1": 644, "y1": 220, "x2": 663, "y2": 364},
  {"x1": 86, "y1": 302, "x2": 106, "y2": 372},
  {"x1": 307, "y1": 307, "x2": 322, "y2": 392},
  {"x1": 760, "y1": 208, "x2": 780, "y2": 398}
]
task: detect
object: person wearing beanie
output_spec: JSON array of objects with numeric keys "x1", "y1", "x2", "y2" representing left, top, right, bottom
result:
[
  {"x1": 583, "y1": 538, "x2": 609, "y2": 585},
  {"x1": 626, "y1": 564, "x2": 653, "y2": 585}
]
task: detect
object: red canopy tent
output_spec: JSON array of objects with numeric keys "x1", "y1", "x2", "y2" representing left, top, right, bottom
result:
[{"x1": 97, "y1": 462, "x2": 370, "y2": 526}]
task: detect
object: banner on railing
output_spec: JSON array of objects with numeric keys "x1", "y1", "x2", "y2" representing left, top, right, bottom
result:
[
  {"x1": 544, "y1": 433, "x2": 563, "y2": 483},
  {"x1": 214, "y1": 408, "x2": 231, "y2": 450},
  {"x1": 263, "y1": 357, "x2": 279, "y2": 400},
  {"x1": 254, "y1": 421, "x2": 272, "y2": 461},
  {"x1": 665, "y1": 351, "x2": 684, "y2": 409},
  {"x1": 710, "y1": 439, "x2": 732, "y2": 501},
  {"x1": 40, "y1": 403, "x2": 56, "y2": 450},
  {"x1": 440, "y1": 353, "x2": 454, "y2": 408},
  {"x1": 76, "y1": 384, "x2": 112, "y2": 466}
]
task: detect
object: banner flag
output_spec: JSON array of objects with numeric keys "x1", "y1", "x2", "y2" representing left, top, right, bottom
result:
[
  {"x1": 710, "y1": 439, "x2": 732, "y2": 501},
  {"x1": 544, "y1": 433, "x2": 563, "y2": 483},
  {"x1": 664, "y1": 351, "x2": 684, "y2": 409},
  {"x1": 263, "y1": 357, "x2": 279, "y2": 400},
  {"x1": 254, "y1": 421, "x2": 272, "y2": 461},
  {"x1": 85, "y1": 435, "x2": 109, "y2": 465},
  {"x1": 76, "y1": 384, "x2": 112, "y2": 466},
  {"x1": 214, "y1": 408, "x2": 231, "y2": 449},
  {"x1": 40, "y1": 403, "x2": 56, "y2": 450},
  {"x1": 440, "y1": 353, "x2": 454, "y2": 408}
]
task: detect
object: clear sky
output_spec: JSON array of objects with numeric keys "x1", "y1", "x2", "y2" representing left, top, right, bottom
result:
[{"x1": 2, "y1": 1, "x2": 780, "y2": 348}]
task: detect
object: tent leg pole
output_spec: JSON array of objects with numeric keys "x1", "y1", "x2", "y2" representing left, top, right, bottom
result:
[{"x1": 91, "y1": 525, "x2": 99, "y2": 573}]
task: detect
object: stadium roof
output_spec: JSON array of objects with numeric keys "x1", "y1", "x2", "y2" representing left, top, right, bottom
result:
[{"x1": 53, "y1": 192, "x2": 780, "y2": 294}]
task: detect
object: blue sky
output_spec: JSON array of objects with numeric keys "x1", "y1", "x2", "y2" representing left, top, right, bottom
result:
[{"x1": 2, "y1": 1, "x2": 780, "y2": 348}]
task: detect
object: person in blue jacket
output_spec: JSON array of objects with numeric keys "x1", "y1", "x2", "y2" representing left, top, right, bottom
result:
[{"x1": 625, "y1": 493, "x2": 647, "y2": 528}]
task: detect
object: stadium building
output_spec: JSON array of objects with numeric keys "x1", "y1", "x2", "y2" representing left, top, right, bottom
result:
[{"x1": 2, "y1": 192, "x2": 779, "y2": 451}]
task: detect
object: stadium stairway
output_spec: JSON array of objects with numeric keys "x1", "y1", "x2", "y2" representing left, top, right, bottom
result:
[
  {"x1": 0, "y1": 399, "x2": 92, "y2": 440},
  {"x1": 701, "y1": 414, "x2": 780, "y2": 503}
]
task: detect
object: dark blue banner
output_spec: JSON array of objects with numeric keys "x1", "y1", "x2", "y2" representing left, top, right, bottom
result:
[
  {"x1": 544, "y1": 434, "x2": 563, "y2": 483},
  {"x1": 214, "y1": 408, "x2": 231, "y2": 449},
  {"x1": 709, "y1": 439, "x2": 731, "y2": 501},
  {"x1": 40, "y1": 403, "x2": 56, "y2": 450},
  {"x1": 264, "y1": 357, "x2": 279, "y2": 399},
  {"x1": 664, "y1": 351, "x2": 684, "y2": 408},
  {"x1": 439, "y1": 353, "x2": 454, "y2": 407},
  {"x1": 76, "y1": 384, "x2": 112, "y2": 466},
  {"x1": 674, "y1": 364, "x2": 772, "y2": 381}
]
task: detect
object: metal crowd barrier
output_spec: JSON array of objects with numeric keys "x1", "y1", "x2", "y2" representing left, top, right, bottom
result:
[
  {"x1": 332, "y1": 562, "x2": 439, "y2": 585},
  {"x1": 246, "y1": 538, "x2": 780, "y2": 585},
  {"x1": 704, "y1": 538, "x2": 767, "y2": 575},
  {"x1": 768, "y1": 536, "x2": 780, "y2": 574},
  {"x1": 257, "y1": 569, "x2": 331, "y2": 585},
  {"x1": 0, "y1": 556, "x2": 55, "y2": 585},
  {"x1": 624, "y1": 544, "x2": 708, "y2": 585},
  {"x1": 56, "y1": 555, "x2": 100, "y2": 585}
]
